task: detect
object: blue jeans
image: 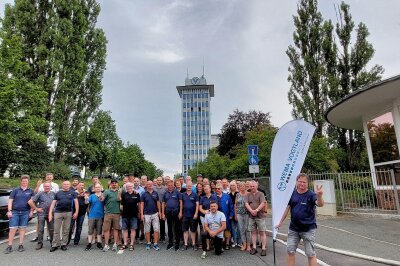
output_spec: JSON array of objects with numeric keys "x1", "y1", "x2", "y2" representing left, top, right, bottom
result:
[
  {"x1": 231, "y1": 219, "x2": 241, "y2": 245},
  {"x1": 9, "y1": 210, "x2": 29, "y2": 229},
  {"x1": 68, "y1": 214, "x2": 85, "y2": 244}
]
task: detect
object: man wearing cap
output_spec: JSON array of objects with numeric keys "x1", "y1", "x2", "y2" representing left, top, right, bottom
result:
[{"x1": 102, "y1": 179, "x2": 121, "y2": 252}]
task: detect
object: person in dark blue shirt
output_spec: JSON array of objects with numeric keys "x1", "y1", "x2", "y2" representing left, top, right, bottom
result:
[
  {"x1": 162, "y1": 180, "x2": 182, "y2": 251},
  {"x1": 5, "y1": 175, "x2": 35, "y2": 254},
  {"x1": 277, "y1": 173, "x2": 324, "y2": 266},
  {"x1": 181, "y1": 181, "x2": 199, "y2": 250},
  {"x1": 140, "y1": 181, "x2": 161, "y2": 251}
]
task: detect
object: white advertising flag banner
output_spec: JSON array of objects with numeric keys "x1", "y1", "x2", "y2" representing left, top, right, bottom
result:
[{"x1": 270, "y1": 120, "x2": 316, "y2": 239}]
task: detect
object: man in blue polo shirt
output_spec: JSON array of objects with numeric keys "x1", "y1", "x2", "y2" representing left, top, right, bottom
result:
[
  {"x1": 49, "y1": 181, "x2": 79, "y2": 252},
  {"x1": 5, "y1": 175, "x2": 35, "y2": 254},
  {"x1": 181, "y1": 181, "x2": 199, "y2": 251},
  {"x1": 277, "y1": 173, "x2": 324, "y2": 266},
  {"x1": 162, "y1": 179, "x2": 182, "y2": 251},
  {"x1": 140, "y1": 180, "x2": 161, "y2": 251}
]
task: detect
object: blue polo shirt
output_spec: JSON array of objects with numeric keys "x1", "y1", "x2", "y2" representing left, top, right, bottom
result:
[
  {"x1": 141, "y1": 190, "x2": 159, "y2": 215},
  {"x1": 10, "y1": 187, "x2": 34, "y2": 212},
  {"x1": 54, "y1": 190, "x2": 76, "y2": 213},
  {"x1": 199, "y1": 194, "x2": 217, "y2": 217},
  {"x1": 163, "y1": 189, "x2": 181, "y2": 213},
  {"x1": 289, "y1": 189, "x2": 317, "y2": 232},
  {"x1": 182, "y1": 191, "x2": 199, "y2": 218}
]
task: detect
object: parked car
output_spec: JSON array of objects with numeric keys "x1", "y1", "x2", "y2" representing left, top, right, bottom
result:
[{"x1": 0, "y1": 189, "x2": 12, "y2": 233}]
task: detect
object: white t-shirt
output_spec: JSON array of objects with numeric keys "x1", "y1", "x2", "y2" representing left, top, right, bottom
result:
[
  {"x1": 38, "y1": 182, "x2": 59, "y2": 193},
  {"x1": 204, "y1": 211, "x2": 226, "y2": 238}
]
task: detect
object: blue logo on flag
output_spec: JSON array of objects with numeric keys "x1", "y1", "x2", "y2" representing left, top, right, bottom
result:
[{"x1": 277, "y1": 182, "x2": 287, "y2": 191}]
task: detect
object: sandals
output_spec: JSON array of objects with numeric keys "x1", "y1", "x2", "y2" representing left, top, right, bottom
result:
[
  {"x1": 119, "y1": 245, "x2": 127, "y2": 250},
  {"x1": 129, "y1": 245, "x2": 134, "y2": 251}
]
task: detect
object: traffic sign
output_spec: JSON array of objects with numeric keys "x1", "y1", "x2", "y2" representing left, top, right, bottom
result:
[
  {"x1": 249, "y1": 165, "x2": 259, "y2": 173},
  {"x1": 248, "y1": 155, "x2": 259, "y2": 165},
  {"x1": 248, "y1": 145, "x2": 258, "y2": 155}
]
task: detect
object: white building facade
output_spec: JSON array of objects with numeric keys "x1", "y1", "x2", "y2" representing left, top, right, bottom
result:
[{"x1": 177, "y1": 75, "x2": 214, "y2": 176}]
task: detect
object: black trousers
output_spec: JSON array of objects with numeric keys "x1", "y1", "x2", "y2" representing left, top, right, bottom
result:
[
  {"x1": 202, "y1": 231, "x2": 223, "y2": 255},
  {"x1": 159, "y1": 218, "x2": 166, "y2": 240},
  {"x1": 166, "y1": 211, "x2": 181, "y2": 246}
]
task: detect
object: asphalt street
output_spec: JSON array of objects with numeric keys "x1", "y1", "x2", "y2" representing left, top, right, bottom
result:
[{"x1": 0, "y1": 214, "x2": 398, "y2": 266}]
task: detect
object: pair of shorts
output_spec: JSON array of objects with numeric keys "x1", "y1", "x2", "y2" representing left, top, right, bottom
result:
[
  {"x1": 103, "y1": 213, "x2": 121, "y2": 231},
  {"x1": 248, "y1": 217, "x2": 267, "y2": 232},
  {"x1": 122, "y1": 217, "x2": 138, "y2": 230},
  {"x1": 9, "y1": 211, "x2": 30, "y2": 229},
  {"x1": 182, "y1": 217, "x2": 198, "y2": 232},
  {"x1": 88, "y1": 218, "x2": 103, "y2": 235},
  {"x1": 144, "y1": 213, "x2": 159, "y2": 233},
  {"x1": 287, "y1": 229, "x2": 316, "y2": 257}
]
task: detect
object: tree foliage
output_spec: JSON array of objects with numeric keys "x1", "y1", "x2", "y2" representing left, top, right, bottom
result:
[
  {"x1": 217, "y1": 109, "x2": 271, "y2": 157},
  {"x1": 1, "y1": 0, "x2": 107, "y2": 162}
]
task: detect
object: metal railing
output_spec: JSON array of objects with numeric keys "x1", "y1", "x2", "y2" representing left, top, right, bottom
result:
[
  {"x1": 237, "y1": 169, "x2": 400, "y2": 215},
  {"x1": 308, "y1": 170, "x2": 400, "y2": 215}
]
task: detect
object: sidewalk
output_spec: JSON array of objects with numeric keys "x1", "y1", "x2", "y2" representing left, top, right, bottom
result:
[{"x1": 263, "y1": 213, "x2": 400, "y2": 265}]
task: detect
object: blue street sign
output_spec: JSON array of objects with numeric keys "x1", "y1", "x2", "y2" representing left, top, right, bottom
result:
[
  {"x1": 248, "y1": 145, "x2": 258, "y2": 155},
  {"x1": 248, "y1": 155, "x2": 259, "y2": 165}
]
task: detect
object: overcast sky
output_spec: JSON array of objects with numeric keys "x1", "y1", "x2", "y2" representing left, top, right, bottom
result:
[{"x1": 1, "y1": 1, "x2": 400, "y2": 176}]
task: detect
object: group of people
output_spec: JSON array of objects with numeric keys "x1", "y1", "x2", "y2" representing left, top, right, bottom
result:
[{"x1": 5, "y1": 172, "x2": 324, "y2": 266}]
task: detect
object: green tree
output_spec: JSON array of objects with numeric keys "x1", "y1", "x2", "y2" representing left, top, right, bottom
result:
[
  {"x1": 217, "y1": 109, "x2": 271, "y2": 157},
  {"x1": 287, "y1": 0, "x2": 335, "y2": 137},
  {"x1": 0, "y1": 30, "x2": 48, "y2": 176},
  {"x1": 1, "y1": 0, "x2": 107, "y2": 162},
  {"x1": 327, "y1": 2, "x2": 383, "y2": 170}
]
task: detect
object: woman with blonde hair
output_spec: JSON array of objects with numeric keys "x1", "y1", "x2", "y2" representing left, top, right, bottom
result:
[{"x1": 235, "y1": 181, "x2": 251, "y2": 251}]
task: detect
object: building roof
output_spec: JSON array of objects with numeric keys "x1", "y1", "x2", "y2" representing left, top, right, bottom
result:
[
  {"x1": 325, "y1": 74, "x2": 400, "y2": 130},
  {"x1": 176, "y1": 84, "x2": 215, "y2": 98}
]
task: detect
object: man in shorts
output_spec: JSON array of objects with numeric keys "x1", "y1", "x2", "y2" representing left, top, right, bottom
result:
[
  {"x1": 181, "y1": 181, "x2": 199, "y2": 250},
  {"x1": 140, "y1": 180, "x2": 161, "y2": 251},
  {"x1": 245, "y1": 180, "x2": 267, "y2": 256},
  {"x1": 85, "y1": 183, "x2": 105, "y2": 250},
  {"x1": 5, "y1": 175, "x2": 35, "y2": 254},
  {"x1": 277, "y1": 173, "x2": 324, "y2": 266},
  {"x1": 102, "y1": 179, "x2": 121, "y2": 252},
  {"x1": 120, "y1": 182, "x2": 140, "y2": 251}
]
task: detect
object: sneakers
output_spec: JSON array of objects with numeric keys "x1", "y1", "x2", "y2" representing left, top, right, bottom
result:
[
  {"x1": 30, "y1": 237, "x2": 38, "y2": 242},
  {"x1": 103, "y1": 244, "x2": 110, "y2": 252},
  {"x1": 17, "y1": 245, "x2": 25, "y2": 252},
  {"x1": 181, "y1": 245, "x2": 188, "y2": 251},
  {"x1": 112, "y1": 244, "x2": 118, "y2": 251},
  {"x1": 4, "y1": 246, "x2": 12, "y2": 254},
  {"x1": 85, "y1": 243, "x2": 92, "y2": 251},
  {"x1": 249, "y1": 248, "x2": 257, "y2": 255},
  {"x1": 96, "y1": 242, "x2": 103, "y2": 249},
  {"x1": 193, "y1": 245, "x2": 198, "y2": 251},
  {"x1": 201, "y1": 251, "x2": 207, "y2": 259},
  {"x1": 232, "y1": 243, "x2": 237, "y2": 248},
  {"x1": 167, "y1": 243, "x2": 174, "y2": 250},
  {"x1": 174, "y1": 245, "x2": 180, "y2": 251},
  {"x1": 146, "y1": 243, "x2": 151, "y2": 250},
  {"x1": 153, "y1": 244, "x2": 160, "y2": 251}
]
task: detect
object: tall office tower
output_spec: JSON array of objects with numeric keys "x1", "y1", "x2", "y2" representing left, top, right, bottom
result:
[{"x1": 177, "y1": 74, "x2": 214, "y2": 176}]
